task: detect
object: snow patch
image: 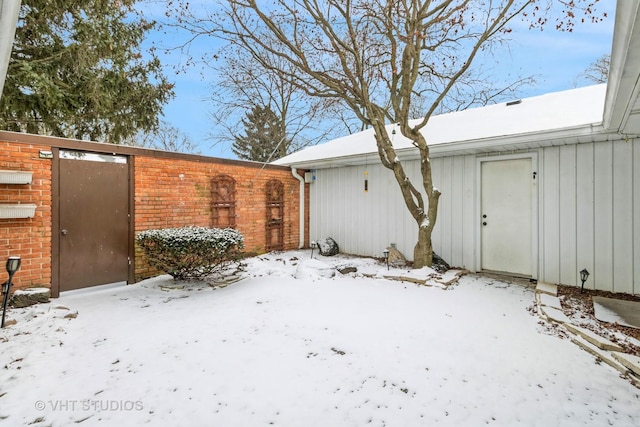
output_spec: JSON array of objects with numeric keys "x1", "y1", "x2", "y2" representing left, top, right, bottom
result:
[{"x1": 0, "y1": 250, "x2": 637, "y2": 426}]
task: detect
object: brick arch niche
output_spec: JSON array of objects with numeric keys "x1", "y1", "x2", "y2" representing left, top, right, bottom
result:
[
  {"x1": 211, "y1": 174, "x2": 236, "y2": 228},
  {"x1": 265, "y1": 179, "x2": 284, "y2": 251}
]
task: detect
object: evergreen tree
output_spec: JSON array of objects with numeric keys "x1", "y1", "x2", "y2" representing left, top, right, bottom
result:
[
  {"x1": 232, "y1": 105, "x2": 289, "y2": 162},
  {"x1": 0, "y1": 0, "x2": 173, "y2": 143}
]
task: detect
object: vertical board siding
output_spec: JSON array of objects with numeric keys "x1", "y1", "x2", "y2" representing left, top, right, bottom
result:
[
  {"x1": 311, "y1": 163, "x2": 416, "y2": 258},
  {"x1": 575, "y1": 143, "x2": 595, "y2": 290},
  {"x1": 612, "y1": 140, "x2": 633, "y2": 293},
  {"x1": 430, "y1": 159, "x2": 443, "y2": 256},
  {"x1": 310, "y1": 155, "x2": 476, "y2": 270},
  {"x1": 559, "y1": 145, "x2": 577, "y2": 287},
  {"x1": 542, "y1": 147, "x2": 561, "y2": 283},
  {"x1": 438, "y1": 157, "x2": 454, "y2": 261},
  {"x1": 594, "y1": 143, "x2": 614, "y2": 290},
  {"x1": 451, "y1": 156, "x2": 466, "y2": 266},
  {"x1": 462, "y1": 155, "x2": 477, "y2": 270},
  {"x1": 543, "y1": 139, "x2": 639, "y2": 293},
  {"x1": 310, "y1": 138, "x2": 638, "y2": 294}
]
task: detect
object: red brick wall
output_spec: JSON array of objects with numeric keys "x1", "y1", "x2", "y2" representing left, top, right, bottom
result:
[
  {"x1": 134, "y1": 156, "x2": 302, "y2": 280},
  {"x1": 0, "y1": 132, "x2": 306, "y2": 293},
  {"x1": 0, "y1": 142, "x2": 52, "y2": 290}
]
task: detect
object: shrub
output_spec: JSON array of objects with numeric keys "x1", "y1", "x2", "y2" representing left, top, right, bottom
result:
[{"x1": 136, "y1": 226, "x2": 244, "y2": 280}]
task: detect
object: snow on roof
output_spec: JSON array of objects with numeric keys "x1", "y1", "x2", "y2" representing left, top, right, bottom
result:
[{"x1": 274, "y1": 84, "x2": 607, "y2": 167}]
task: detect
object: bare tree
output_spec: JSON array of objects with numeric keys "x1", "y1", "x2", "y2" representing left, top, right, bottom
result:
[
  {"x1": 207, "y1": 45, "x2": 348, "y2": 154},
  {"x1": 579, "y1": 53, "x2": 610, "y2": 84},
  {"x1": 124, "y1": 120, "x2": 200, "y2": 154},
  {"x1": 170, "y1": 0, "x2": 604, "y2": 268}
]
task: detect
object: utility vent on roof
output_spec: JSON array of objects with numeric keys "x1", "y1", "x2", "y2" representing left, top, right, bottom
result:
[{"x1": 506, "y1": 99, "x2": 522, "y2": 106}]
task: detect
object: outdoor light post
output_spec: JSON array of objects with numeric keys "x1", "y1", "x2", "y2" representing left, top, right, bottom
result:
[
  {"x1": 580, "y1": 268, "x2": 590, "y2": 294},
  {"x1": 310, "y1": 241, "x2": 317, "y2": 259},
  {"x1": 2, "y1": 256, "x2": 21, "y2": 328},
  {"x1": 383, "y1": 249, "x2": 389, "y2": 270}
]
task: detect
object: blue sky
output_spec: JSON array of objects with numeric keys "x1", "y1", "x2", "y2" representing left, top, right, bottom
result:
[{"x1": 150, "y1": 2, "x2": 617, "y2": 159}]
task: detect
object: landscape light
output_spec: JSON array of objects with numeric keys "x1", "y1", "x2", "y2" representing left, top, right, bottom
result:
[
  {"x1": 2, "y1": 256, "x2": 21, "y2": 328},
  {"x1": 310, "y1": 241, "x2": 317, "y2": 259},
  {"x1": 580, "y1": 268, "x2": 590, "y2": 294},
  {"x1": 383, "y1": 249, "x2": 389, "y2": 270}
]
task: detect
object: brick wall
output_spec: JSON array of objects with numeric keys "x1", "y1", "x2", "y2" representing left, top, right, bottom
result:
[
  {"x1": 0, "y1": 132, "x2": 306, "y2": 294},
  {"x1": 0, "y1": 141, "x2": 52, "y2": 290},
  {"x1": 134, "y1": 156, "x2": 303, "y2": 281}
]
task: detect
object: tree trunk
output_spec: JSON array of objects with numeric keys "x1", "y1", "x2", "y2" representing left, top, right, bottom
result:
[{"x1": 413, "y1": 224, "x2": 434, "y2": 269}]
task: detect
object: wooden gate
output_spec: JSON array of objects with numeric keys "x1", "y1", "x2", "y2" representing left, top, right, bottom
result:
[{"x1": 56, "y1": 150, "x2": 131, "y2": 292}]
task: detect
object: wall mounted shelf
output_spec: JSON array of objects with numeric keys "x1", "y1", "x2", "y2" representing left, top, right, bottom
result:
[
  {"x1": 0, "y1": 204, "x2": 37, "y2": 219},
  {"x1": 0, "y1": 170, "x2": 33, "y2": 185}
]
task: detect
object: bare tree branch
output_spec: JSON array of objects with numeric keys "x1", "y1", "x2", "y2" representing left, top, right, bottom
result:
[{"x1": 166, "y1": 0, "x2": 606, "y2": 267}]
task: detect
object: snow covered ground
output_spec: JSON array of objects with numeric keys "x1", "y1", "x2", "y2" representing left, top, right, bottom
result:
[{"x1": 1, "y1": 251, "x2": 638, "y2": 426}]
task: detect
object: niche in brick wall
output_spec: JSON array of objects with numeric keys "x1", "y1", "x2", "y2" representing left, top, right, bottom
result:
[
  {"x1": 265, "y1": 179, "x2": 284, "y2": 251},
  {"x1": 211, "y1": 174, "x2": 236, "y2": 228}
]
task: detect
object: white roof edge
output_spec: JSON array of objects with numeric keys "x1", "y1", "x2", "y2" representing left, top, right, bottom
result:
[
  {"x1": 603, "y1": 0, "x2": 640, "y2": 132},
  {"x1": 285, "y1": 123, "x2": 608, "y2": 169},
  {"x1": 275, "y1": 84, "x2": 607, "y2": 168}
]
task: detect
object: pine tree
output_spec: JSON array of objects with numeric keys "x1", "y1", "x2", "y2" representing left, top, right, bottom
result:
[
  {"x1": 232, "y1": 105, "x2": 290, "y2": 162},
  {"x1": 0, "y1": 0, "x2": 173, "y2": 143}
]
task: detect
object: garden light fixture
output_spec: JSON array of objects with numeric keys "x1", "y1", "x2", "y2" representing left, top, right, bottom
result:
[
  {"x1": 580, "y1": 268, "x2": 589, "y2": 294},
  {"x1": 383, "y1": 249, "x2": 389, "y2": 270},
  {"x1": 310, "y1": 241, "x2": 317, "y2": 259},
  {"x1": 2, "y1": 256, "x2": 21, "y2": 328}
]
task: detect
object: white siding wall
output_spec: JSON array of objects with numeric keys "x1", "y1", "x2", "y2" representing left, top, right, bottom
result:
[
  {"x1": 310, "y1": 163, "x2": 415, "y2": 260},
  {"x1": 540, "y1": 138, "x2": 638, "y2": 293},
  {"x1": 309, "y1": 138, "x2": 639, "y2": 293},
  {"x1": 309, "y1": 154, "x2": 476, "y2": 270}
]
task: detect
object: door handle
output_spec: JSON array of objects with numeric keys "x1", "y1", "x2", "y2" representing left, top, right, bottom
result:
[{"x1": 61, "y1": 229, "x2": 68, "y2": 235}]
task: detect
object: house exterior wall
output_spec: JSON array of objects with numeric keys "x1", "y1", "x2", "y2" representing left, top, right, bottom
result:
[
  {"x1": 309, "y1": 137, "x2": 640, "y2": 294},
  {"x1": 308, "y1": 155, "x2": 476, "y2": 269},
  {"x1": 0, "y1": 133, "x2": 305, "y2": 293},
  {"x1": 537, "y1": 139, "x2": 639, "y2": 294}
]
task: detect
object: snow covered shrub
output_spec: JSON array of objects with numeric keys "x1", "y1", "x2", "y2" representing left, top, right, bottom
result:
[{"x1": 136, "y1": 226, "x2": 244, "y2": 280}]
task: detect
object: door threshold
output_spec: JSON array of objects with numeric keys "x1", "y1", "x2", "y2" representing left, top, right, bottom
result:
[
  {"x1": 60, "y1": 281, "x2": 127, "y2": 296},
  {"x1": 480, "y1": 270, "x2": 536, "y2": 285}
]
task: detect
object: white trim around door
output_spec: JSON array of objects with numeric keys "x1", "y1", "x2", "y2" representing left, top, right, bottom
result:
[{"x1": 476, "y1": 153, "x2": 539, "y2": 278}]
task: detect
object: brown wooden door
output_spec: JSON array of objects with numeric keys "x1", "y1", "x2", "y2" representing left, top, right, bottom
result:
[{"x1": 58, "y1": 151, "x2": 130, "y2": 291}]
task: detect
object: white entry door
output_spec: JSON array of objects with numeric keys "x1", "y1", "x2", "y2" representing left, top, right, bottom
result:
[{"x1": 481, "y1": 158, "x2": 533, "y2": 276}]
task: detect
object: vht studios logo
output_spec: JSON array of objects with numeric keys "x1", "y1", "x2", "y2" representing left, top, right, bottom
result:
[{"x1": 35, "y1": 399, "x2": 144, "y2": 412}]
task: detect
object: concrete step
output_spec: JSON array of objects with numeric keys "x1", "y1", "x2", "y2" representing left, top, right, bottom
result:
[
  {"x1": 612, "y1": 352, "x2": 640, "y2": 377},
  {"x1": 570, "y1": 335, "x2": 628, "y2": 375},
  {"x1": 533, "y1": 283, "x2": 640, "y2": 389},
  {"x1": 564, "y1": 323, "x2": 623, "y2": 352},
  {"x1": 539, "y1": 305, "x2": 571, "y2": 324},
  {"x1": 535, "y1": 282, "x2": 557, "y2": 296},
  {"x1": 537, "y1": 293, "x2": 563, "y2": 310}
]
